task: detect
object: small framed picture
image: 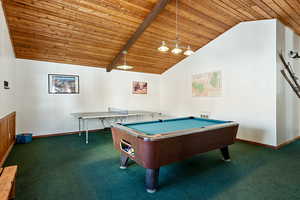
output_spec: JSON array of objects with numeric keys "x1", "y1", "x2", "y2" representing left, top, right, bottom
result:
[
  {"x1": 48, "y1": 74, "x2": 79, "y2": 94},
  {"x1": 132, "y1": 81, "x2": 147, "y2": 94}
]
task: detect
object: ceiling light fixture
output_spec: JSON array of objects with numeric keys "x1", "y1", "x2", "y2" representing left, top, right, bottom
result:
[
  {"x1": 172, "y1": 43, "x2": 182, "y2": 55},
  {"x1": 184, "y1": 45, "x2": 194, "y2": 56},
  {"x1": 172, "y1": 0, "x2": 182, "y2": 55},
  {"x1": 116, "y1": 51, "x2": 134, "y2": 70},
  {"x1": 158, "y1": 41, "x2": 169, "y2": 52}
]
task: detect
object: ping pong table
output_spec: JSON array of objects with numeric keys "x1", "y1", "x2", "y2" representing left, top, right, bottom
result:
[{"x1": 71, "y1": 108, "x2": 161, "y2": 144}]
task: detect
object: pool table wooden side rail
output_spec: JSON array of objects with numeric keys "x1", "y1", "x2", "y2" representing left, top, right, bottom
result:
[{"x1": 111, "y1": 124, "x2": 239, "y2": 169}]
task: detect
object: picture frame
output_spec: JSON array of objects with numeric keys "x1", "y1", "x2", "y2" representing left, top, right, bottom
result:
[
  {"x1": 48, "y1": 74, "x2": 79, "y2": 94},
  {"x1": 132, "y1": 81, "x2": 148, "y2": 94}
]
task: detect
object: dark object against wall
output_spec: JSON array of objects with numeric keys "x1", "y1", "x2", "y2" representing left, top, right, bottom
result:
[
  {"x1": 4, "y1": 81, "x2": 10, "y2": 89},
  {"x1": 279, "y1": 53, "x2": 300, "y2": 98},
  {"x1": 0, "y1": 112, "x2": 16, "y2": 167}
]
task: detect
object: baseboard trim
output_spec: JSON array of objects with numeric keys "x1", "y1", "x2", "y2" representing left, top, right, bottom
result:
[
  {"x1": 236, "y1": 136, "x2": 300, "y2": 150},
  {"x1": 0, "y1": 142, "x2": 15, "y2": 168},
  {"x1": 277, "y1": 136, "x2": 300, "y2": 149},
  {"x1": 236, "y1": 138, "x2": 277, "y2": 149},
  {"x1": 32, "y1": 128, "x2": 106, "y2": 138}
]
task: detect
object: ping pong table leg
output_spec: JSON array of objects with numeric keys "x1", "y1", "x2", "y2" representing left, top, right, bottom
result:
[
  {"x1": 78, "y1": 118, "x2": 81, "y2": 136},
  {"x1": 85, "y1": 119, "x2": 89, "y2": 144},
  {"x1": 100, "y1": 119, "x2": 105, "y2": 129}
]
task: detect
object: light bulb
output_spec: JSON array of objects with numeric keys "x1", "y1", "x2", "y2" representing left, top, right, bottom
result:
[
  {"x1": 158, "y1": 41, "x2": 169, "y2": 52},
  {"x1": 172, "y1": 43, "x2": 182, "y2": 55},
  {"x1": 116, "y1": 65, "x2": 134, "y2": 70},
  {"x1": 116, "y1": 51, "x2": 134, "y2": 70},
  {"x1": 184, "y1": 45, "x2": 194, "y2": 56}
]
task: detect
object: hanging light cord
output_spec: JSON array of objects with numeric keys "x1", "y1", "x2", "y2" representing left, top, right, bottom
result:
[
  {"x1": 123, "y1": 51, "x2": 127, "y2": 65},
  {"x1": 175, "y1": 0, "x2": 178, "y2": 41}
]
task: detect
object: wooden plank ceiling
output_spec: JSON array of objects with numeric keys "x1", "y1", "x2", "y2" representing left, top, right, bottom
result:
[{"x1": 2, "y1": 0, "x2": 300, "y2": 74}]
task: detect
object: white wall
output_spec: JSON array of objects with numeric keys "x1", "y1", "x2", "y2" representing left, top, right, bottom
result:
[
  {"x1": 16, "y1": 59, "x2": 160, "y2": 136},
  {"x1": 160, "y1": 20, "x2": 277, "y2": 146},
  {"x1": 276, "y1": 21, "x2": 300, "y2": 145},
  {"x1": 0, "y1": 2, "x2": 16, "y2": 118}
]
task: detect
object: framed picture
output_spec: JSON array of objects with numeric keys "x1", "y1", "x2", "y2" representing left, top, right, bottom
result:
[
  {"x1": 132, "y1": 81, "x2": 147, "y2": 94},
  {"x1": 192, "y1": 71, "x2": 222, "y2": 97},
  {"x1": 48, "y1": 74, "x2": 79, "y2": 94}
]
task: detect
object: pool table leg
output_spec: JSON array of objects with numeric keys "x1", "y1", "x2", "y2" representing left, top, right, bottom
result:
[
  {"x1": 220, "y1": 146, "x2": 231, "y2": 162},
  {"x1": 145, "y1": 168, "x2": 160, "y2": 193},
  {"x1": 120, "y1": 154, "x2": 130, "y2": 169}
]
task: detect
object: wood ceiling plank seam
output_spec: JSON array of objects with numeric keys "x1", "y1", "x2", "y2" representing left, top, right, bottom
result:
[
  {"x1": 157, "y1": 10, "x2": 220, "y2": 39},
  {"x1": 142, "y1": 21, "x2": 212, "y2": 45},
  {"x1": 218, "y1": 0, "x2": 252, "y2": 20},
  {"x1": 212, "y1": 0, "x2": 249, "y2": 21},
  {"x1": 88, "y1": 0, "x2": 150, "y2": 19},
  {"x1": 250, "y1": 0, "x2": 279, "y2": 18},
  {"x1": 180, "y1": 0, "x2": 240, "y2": 26},
  {"x1": 266, "y1": 0, "x2": 300, "y2": 32},
  {"x1": 165, "y1": 2, "x2": 229, "y2": 32},
  {"x1": 232, "y1": 0, "x2": 265, "y2": 19},
  {"x1": 149, "y1": 17, "x2": 214, "y2": 42},
  {"x1": 285, "y1": 0, "x2": 300, "y2": 13},
  {"x1": 281, "y1": 0, "x2": 300, "y2": 22},
  {"x1": 250, "y1": 5, "x2": 273, "y2": 18},
  {"x1": 117, "y1": 0, "x2": 154, "y2": 11},
  {"x1": 175, "y1": 0, "x2": 232, "y2": 29},
  {"x1": 199, "y1": 0, "x2": 242, "y2": 23},
  {"x1": 136, "y1": 29, "x2": 207, "y2": 47},
  {"x1": 64, "y1": 0, "x2": 145, "y2": 24},
  {"x1": 91, "y1": 0, "x2": 153, "y2": 16}
]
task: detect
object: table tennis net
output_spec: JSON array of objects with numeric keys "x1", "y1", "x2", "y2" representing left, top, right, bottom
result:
[{"x1": 108, "y1": 107, "x2": 129, "y2": 115}]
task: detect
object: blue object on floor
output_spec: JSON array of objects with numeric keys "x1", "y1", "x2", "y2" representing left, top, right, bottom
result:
[{"x1": 16, "y1": 133, "x2": 33, "y2": 144}]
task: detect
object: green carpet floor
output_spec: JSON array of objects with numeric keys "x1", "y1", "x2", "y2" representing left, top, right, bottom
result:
[{"x1": 4, "y1": 129, "x2": 300, "y2": 200}]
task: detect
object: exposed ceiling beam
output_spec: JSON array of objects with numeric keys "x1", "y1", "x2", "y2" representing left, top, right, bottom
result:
[{"x1": 106, "y1": 0, "x2": 171, "y2": 72}]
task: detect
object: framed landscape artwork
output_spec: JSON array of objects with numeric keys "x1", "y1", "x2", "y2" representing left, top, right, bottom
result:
[
  {"x1": 132, "y1": 81, "x2": 148, "y2": 94},
  {"x1": 48, "y1": 74, "x2": 79, "y2": 94},
  {"x1": 192, "y1": 71, "x2": 222, "y2": 97}
]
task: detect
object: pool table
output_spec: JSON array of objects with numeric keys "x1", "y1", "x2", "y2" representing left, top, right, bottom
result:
[{"x1": 111, "y1": 117, "x2": 239, "y2": 193}]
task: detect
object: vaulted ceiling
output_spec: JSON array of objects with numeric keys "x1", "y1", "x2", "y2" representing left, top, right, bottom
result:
[{"x1": 2, "y1": 0, "x2": 300, "y2": 74}]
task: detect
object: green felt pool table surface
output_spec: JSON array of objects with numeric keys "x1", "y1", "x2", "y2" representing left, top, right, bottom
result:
[{"x1": 124, "y1": 117, "x2": 230, "y2": 135}]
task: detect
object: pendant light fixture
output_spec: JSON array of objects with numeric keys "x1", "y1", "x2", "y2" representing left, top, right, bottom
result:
[
  {"x1": 116, "y1": 51, "x2": 134, "y2": 70},
  {"x1": 157, "y1": 0, "x2": 194, "y2": 57},
  {"x1": 172, "y1": 43, "x2": 182, "y2": 55},
  {"x1": 184, "y1": 45, "x2": 195, "y2": 56},
  {"x1": 158, "y1": 41, "x2": 169, "y2": 52},
  {"x1": 172, "y1": 0, "x2": 182, "y2": 55}
]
